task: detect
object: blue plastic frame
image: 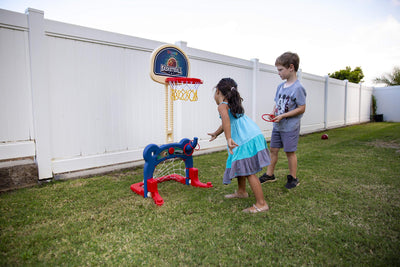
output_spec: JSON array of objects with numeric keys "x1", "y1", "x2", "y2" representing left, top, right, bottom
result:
[{"x1": 142, "y1": 137, "x2": 198, "y2": 197}]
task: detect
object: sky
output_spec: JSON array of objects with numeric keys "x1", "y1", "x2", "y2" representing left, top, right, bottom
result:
[{"x1": 1, "y1": 0, "x2": 399, "y2": 86}]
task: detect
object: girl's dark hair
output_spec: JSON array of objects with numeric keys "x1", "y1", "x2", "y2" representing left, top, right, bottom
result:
[{"x1": 216, "y1": 78, "x2": 244, "y2": 118}]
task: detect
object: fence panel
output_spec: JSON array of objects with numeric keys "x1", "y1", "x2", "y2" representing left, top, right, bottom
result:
[
  {"x1": 326, "y1": 78, "x2": 346, "y2": 128},
  {"x1": 346, "y1": 82, "x2": 361, "y2": 124},
  {"x1": 0, "y1": 9, "x2": 35, "y2": 160},
  {"x1": 360, "y1": 86, "x2": 373, "y2": 122},
  {"x1": 300, "y1": 73, "x2": 326, "y2": 133},
  {"x1": 45, "y1": 20, "x2": 166, "y2": 173}
]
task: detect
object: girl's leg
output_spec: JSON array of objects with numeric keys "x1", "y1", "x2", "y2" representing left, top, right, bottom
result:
[
  {"x1": 237, "y1": 176, "x2": 247, "y2": 195},
  {"x1": 247, "y1": 174, "x2": 267, "y2": 208},
  {"x1": 225, "y1": 176, "x2": 248, "y2": 198}
]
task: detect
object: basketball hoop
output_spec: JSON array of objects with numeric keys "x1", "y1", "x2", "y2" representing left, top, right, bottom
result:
[
  {"x1": 166, "y1": 77, "x2": 202, "y2": 102},
  {"x1": 150, "y1": 44, "x2": 203, "y2": 142}
]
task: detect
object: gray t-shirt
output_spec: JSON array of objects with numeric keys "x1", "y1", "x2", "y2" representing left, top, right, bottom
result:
[{"x1": 273, "y1": 79, "x2": 307, "y2": 132}]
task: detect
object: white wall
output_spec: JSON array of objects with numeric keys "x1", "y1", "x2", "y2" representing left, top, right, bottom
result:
[
  {"x1": 373, "y1": 86, "x2": 400, "y2": 122},
  {"x1": 0, "y1": 8, "x2": 374, "y2": 179}
]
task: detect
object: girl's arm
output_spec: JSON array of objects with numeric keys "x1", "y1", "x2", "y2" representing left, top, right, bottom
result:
[
  {"x1": 208, "y1": 125, "x2": 223, "y2": 141},
  {"x1": 208, "y1": 104, "x2": 229, "y2": 141},
  {"x1": 218, "y1": 104, "x2": 238, "y2": 154}
]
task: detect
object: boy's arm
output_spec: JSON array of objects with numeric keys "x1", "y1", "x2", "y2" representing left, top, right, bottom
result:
[
  {"x1": 274, "y1": 104, "x2": 306, "y2": 122},
  {"x1": 266, "y1": 104, "x2": 276, "y2": 121}
]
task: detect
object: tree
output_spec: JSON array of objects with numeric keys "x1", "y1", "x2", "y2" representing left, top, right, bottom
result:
[
  {"x1": 374, "y1": 66, "x2": 400, "y2": 86},
  {"x1": 328, "y1": 66, "x2": 364, "y2": 83}
]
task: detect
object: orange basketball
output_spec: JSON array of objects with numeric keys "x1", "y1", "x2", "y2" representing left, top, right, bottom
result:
[{"x1": 167, "y1": 58, "x2": 177, "y2": 67}]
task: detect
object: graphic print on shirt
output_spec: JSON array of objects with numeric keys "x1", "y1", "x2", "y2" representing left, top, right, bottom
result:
[{"x1": 276, "y1": 93, "x2": 296, "y2": 115}]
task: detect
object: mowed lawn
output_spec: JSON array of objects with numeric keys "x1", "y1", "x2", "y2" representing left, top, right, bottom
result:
[{"x1": 1, "y1": 122, "x2": 399, "y2": 266}]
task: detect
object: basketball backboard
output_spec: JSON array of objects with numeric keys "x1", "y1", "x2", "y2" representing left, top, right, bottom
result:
[{"x1": 150, "y1": 44, "x2": 190, "y2": 84}]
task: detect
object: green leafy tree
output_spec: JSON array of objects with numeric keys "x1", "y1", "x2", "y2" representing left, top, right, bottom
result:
[
  {"x1": 329, "y1": 66, "x2": 364, "y2": 83},
  {"x1": 374, "y1": 66, "x2": 400, "y2": 86}
]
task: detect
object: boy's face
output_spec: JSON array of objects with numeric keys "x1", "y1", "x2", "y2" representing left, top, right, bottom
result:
[{"x1": 276, "y1": 64, "x2": 293, "y2": 80}]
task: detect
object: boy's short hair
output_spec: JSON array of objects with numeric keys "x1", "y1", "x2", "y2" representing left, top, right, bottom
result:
[{"x1": 275, "y1": 52, "x2": 300, "y2": 72}]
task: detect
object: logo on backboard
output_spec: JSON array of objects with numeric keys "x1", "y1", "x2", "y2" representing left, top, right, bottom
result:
[{"x1": 154, "y1": 47, "x2": 188, "y2": 77}]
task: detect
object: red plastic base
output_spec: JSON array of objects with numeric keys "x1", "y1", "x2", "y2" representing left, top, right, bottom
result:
[
  {"x1": 189, "y1": 168, "x2": 213, "y2": 188},
  {"x1": 130, "y1": 168, "x2": 212, "y2": 206},
  {"x1": 130, "y1": 182, "x2": 144, "y2": 196}
]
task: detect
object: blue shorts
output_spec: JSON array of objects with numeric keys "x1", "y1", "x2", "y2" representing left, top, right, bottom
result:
[{"x1": 270, "y1": 127, "x2": 300, "y2": 152}]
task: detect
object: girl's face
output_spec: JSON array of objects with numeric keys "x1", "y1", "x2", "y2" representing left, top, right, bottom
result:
[{"x1": 214, "y1": 88, "x2": 223, "y2": 105}]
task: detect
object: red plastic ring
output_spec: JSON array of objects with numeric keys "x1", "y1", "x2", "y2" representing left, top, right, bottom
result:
[
  {"x1": 183, "y1": 140, "x2": 200, "y2": 156},
  {"x1": 262, "y1": 114, "x2": 276, "y2": 122}
]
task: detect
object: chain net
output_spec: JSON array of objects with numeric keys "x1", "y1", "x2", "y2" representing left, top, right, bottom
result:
[{"x1": 168, "y1": 80, "x2": 200, "y2": 101}]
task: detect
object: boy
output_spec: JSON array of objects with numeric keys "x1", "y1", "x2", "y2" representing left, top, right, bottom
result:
[{"x1": 259, "y1": 52, "x2": 306, "y2": 189}]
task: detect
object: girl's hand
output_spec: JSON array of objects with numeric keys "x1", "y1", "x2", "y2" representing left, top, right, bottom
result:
[
  {"x1": 208, "y1": 132, "x2": 217, "y2": 142},
  {"x1": 227, "y1": 138, "x2": 238, "y2": 154}
]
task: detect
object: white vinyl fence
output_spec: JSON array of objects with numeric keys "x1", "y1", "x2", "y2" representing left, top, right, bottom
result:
[
  {"x1": 373, "y1": 86, "x2": 400, "y2": 122},
  {"x1": 0, "y1": 8, "x2": 374, "y2": 180}
]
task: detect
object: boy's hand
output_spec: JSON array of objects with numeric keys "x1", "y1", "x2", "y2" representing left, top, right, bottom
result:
[
  {"x1": 268, "y1": 114, "x2": 276, "y2": 121},
  {"x1": 227, "y1": 138, "x2": 238, "y2": 154},
  {"x1": 274, "y1": 105, "x2": 306, "y2": 123},
  {"x1": 273, "y1": 114, "x2": 284, "y2": 122}
]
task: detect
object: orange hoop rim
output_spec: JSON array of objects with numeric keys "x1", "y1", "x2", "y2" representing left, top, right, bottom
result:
[{"x1": 165, "y1": 77, "x2": 203, "y2": 84}]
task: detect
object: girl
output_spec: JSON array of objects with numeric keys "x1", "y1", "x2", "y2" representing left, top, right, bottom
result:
[{"x1": 208, "y1": 78, "x2": 271, "y2": 213}]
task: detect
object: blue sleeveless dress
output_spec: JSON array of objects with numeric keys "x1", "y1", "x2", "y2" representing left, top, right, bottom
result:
[{"x1": 220, "y1": 102, "x2": 271, "y2": 184}]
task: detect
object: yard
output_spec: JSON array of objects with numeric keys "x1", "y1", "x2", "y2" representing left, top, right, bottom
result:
[{"x1": 1, "y1": 123, "x2": 399, "y2": 266}]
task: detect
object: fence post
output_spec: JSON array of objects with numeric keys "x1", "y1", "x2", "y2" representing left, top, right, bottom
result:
[
  {"x1": 174, "y1": 41, "x2": 187, "y2": 142},
  {"x1": 359, "y1": 82, "x2": 362, "y2": 123},
  {"x1": 344, "y1": 79, "x2": 348, "y2": 125},
  {"x1": 324, "y1": 75, "x2": 329, "y2": 129},
  {"x1": 26, "y1": 8, "x2": 52, "y2": 179},
  {"x1": 251, "y1": 58, "x2": 259, "y2": 121},
  {"x1": 297, "y1": 68, "x2": 303, "y2": 81}
]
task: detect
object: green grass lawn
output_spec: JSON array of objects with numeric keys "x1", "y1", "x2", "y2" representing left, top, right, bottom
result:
[{"x1": 1, "y1": 123, "x2": 399, "y2": 266}]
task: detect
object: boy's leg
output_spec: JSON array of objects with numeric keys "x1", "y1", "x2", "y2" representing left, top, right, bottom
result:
[
  {"x1": 281, "y1": 127, "x2": 300, "y2": 189},
  {"x1": 259, "y1": 130, "x2": 281, "y2": 183},
  {"x1": 267, "y1": 147, "x2": 279, "y2": 176},
  {"x1": 285, "y1": 152, "x2": 300, "y2": 189},
  {"x1": 286, "y1": 151, "x2": 297, "y2": 178}
]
